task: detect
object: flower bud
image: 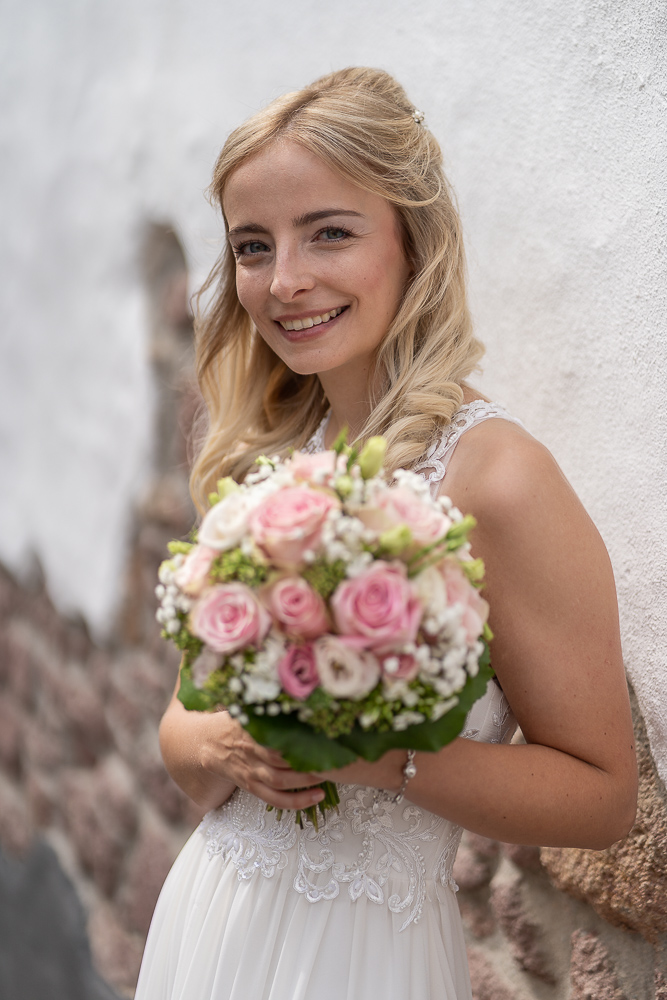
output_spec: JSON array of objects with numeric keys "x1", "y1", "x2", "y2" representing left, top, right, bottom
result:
[
  {"x1": 216, "y1": 476, "x2": 240, "y2": 500},
  {"x1": 378, "y1": 524, "x2": 412, "y2": 556},
  {"x1": 358, "y1": 437, "x2": 387, "y2": 479}
]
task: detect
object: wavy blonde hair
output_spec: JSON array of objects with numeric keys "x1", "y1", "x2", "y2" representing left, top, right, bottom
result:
[{"x1": 191, "y1": 66, "x2": 484, "y2": 512}]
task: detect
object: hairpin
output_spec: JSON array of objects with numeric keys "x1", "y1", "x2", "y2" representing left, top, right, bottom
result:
[{"x1": 411, "y1": 109, "x2": 425, "y2": 125}]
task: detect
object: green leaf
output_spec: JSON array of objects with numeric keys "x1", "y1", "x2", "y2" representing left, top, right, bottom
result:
[
  {"x1": 177, "y1": 663, "x2": 214, "y2": 711},
  {"x1": 336, "y1": 659, "x2": 494, "y2": 761},
  {"x1": 243, "y1": 710, "x2": 359, "y2": 771}
]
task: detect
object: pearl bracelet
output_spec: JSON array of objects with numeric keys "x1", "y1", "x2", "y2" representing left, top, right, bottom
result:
[{"x1": 393, "y1": 750, "x2": 417, "y2": 804}]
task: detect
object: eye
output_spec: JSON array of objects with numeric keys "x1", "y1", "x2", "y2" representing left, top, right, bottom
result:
[
  {"x1": 232, "y1": 240, "x2": 270, "y2": 258},
  {"x1": 319, "y1": 227, "x2": 350, "y2": 242}
]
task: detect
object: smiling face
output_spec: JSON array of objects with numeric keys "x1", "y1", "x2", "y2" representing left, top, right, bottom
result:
[{"x1": 223, "y1": 140, "x2": 411, "y2": 389}]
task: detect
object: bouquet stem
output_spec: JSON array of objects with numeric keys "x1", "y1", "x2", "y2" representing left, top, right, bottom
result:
[{"x1": 268, "y1": 781, "x2": 340, "y2": 830}]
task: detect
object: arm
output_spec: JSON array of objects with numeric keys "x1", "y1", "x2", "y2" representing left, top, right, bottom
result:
[
  {"x1": 159, "y1": 679, "x2": 327, "y2": 813},
  {"x1": 319, "y1": 422, "x2": 638, "y2": 848}
]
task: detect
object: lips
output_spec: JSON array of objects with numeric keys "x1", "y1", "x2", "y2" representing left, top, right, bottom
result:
[{"x1": 277, "y1": 306, "x2": 346, "y2": 331}]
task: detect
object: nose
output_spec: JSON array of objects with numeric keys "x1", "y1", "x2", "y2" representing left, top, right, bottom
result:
[{"x1": 269, "y1": 247, "x2": 316, "y2": 302}]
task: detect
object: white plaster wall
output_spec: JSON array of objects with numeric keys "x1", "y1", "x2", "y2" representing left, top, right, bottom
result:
[{"x1": 1, "y1": 0, "x2": 665, "y2": 776}]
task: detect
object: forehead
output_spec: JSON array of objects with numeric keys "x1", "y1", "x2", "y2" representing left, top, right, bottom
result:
[{"x1": 223, "y1": 140, "x2": 394, "y2": 228}]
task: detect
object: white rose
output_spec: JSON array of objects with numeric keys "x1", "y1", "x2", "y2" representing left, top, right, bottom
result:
[
  {"x1": 412, "y1": 565, "x2": 448, "y2": 622},
  {"x1": 199, "y1": 492, "x2": 252, "y2": 551},
  {"x1": 313, "y1": 636, "x2": 380, "y2": 700}
]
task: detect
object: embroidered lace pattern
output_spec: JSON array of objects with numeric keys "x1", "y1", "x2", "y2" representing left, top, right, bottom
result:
[
  {"x1": 201, "y1": 783, "x2": 462, "y2": 931},
  {"x1": 200, "y1": 400, "x2": 519, "y2": 930},
  {"x1": 413, "y1": 400, "x2": 524, "y2": 496}
]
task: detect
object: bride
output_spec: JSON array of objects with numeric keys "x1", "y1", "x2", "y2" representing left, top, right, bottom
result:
[{"x1": 135, "y1": 67, "x2": 637, "y2": 999}]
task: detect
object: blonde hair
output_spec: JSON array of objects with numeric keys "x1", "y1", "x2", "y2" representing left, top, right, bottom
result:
[{"x1": 191, "y1": 66, "x2": 484, "y2": 511}]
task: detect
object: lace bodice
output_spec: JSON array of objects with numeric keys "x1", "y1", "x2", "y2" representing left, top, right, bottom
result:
[
  {"x1": 304, "y1": 399, "x2": 524, "y2": 497},
  {"x1": 199, "y1": 401, "x2": 519, "y2": 929}
]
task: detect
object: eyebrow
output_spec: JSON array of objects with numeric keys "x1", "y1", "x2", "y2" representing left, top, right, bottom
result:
[{"x1": 227, "y1": 208, "x2": 364, "y2": 239}]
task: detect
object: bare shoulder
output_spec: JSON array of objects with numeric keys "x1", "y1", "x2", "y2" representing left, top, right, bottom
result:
[{"x1": 443, "y1": 415, "x2": 585, "y2": 531}]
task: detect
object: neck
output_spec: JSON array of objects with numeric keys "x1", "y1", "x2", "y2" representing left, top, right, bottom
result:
[{"x1": 318, "y1": 366, "x2": 375, "y2": 447}]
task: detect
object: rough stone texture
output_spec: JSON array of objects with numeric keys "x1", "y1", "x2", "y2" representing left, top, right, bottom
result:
[
  {"x1": 542, "y1": 687, "x2": 667, "y2": 943},
  {"x1": 0, "y1": 225, "x2": 198, "y2": 998},
  {"x1": 490, "y1": 873, "x2": 556, "y2": 984},
  {"x1": 467, "y1": 946, "x2": 517, "y2": 1000},
  {"x1": 569, "y1": 930, "x2": 626, "y2": 1000}
]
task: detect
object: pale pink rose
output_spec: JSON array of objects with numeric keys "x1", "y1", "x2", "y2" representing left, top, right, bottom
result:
[
  {"x1": 248, "y1": 486, "x2": 339, "y2": 568},
  {"x1": 189, "y1": 583, "x2": 271, "y2": 654},
  {"x1": 286, "y1": 451, "x2": 344, "y2": 483},
  {"x1": 313, "y1": 635, "x2": 380, "y2": 699},
  {"x1": 262, "y1": 576, "x2": 329, "y2": 639},
  {"x1": 173, "y1": 545, "x2": 217, "y2": 597},
  {"x1": 441, "y1": 559, "x2": 489, "y2": 643},
  {"x1": 331, "y1": 561, "x2": 422, "y2": 652},
  {"x1": 358, "y1": 486, "x2": 450, "y2": 546},
  {"x1": 278, "y1": 644, "x2": 320, "y2": 700},
  {"x1": 380, "y1": 653, "x2": 419, "y2": 682}
]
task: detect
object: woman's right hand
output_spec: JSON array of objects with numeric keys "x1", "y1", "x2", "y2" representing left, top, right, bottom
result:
[{"x1": 158, "y1": 680, "x2": 326, "y2": 814}]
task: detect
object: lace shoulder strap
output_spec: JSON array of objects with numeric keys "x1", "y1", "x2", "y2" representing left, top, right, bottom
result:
[{"x1": 413, "y1": 400, "x2": 525, "y2": 496}]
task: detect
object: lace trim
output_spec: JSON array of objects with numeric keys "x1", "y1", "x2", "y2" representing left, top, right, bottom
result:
[
  {"x1": 302, "y1": 411, "x2": 331, "y2": 454},
  {"x1": 200, "y1": 784, "x2": 462, "y2": 931},
  {"x1": 412, "y1": 400, "x2": 524, "y2": 496}
]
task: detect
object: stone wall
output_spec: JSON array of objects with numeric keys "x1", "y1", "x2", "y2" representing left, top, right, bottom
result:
[
  {"x1": 1, "y1": 221, "x2": 666, "y2": 998},
  {"x1": 454, "y1": 691, "x2": 667, "y2": 999},
  {"x1": 0, "y1": 225, "x2": 201, "y2": 998}
]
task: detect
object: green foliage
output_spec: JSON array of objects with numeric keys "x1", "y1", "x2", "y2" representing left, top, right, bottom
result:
[
  {"x1": 167, "y1": 540, "x2": 194, "y2": 555},
  {"x1": 164, "y1": 618, "x2": 203, "y2": 656},
  {"x1": 177, "y1": 662, "x2": 214, "y2": 712},
  {"x1": 302, "y1": 558, "x2": 347, "y2": 600},
  {"x1": 210, "y1": 549, "x2": 268, "y2": 587},
  {"x1": 240, "y1": 658, "x2": 494, "y2": 772}
]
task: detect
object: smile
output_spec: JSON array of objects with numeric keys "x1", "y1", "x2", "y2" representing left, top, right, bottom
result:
[{"x1": 278, "y1": 306, "x2": 346, "y2": 331}]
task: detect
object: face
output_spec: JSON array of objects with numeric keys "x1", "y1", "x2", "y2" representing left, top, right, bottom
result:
[{"x1": 223, "y1": 140, "x2": 411, "y2": 384}]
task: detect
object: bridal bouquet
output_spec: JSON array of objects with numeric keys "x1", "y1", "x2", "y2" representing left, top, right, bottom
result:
[{"x1": 156, "y1": 433, "x2": 493, "y2": 823}]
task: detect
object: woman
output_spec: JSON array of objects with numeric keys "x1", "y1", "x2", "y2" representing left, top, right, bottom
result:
[{"x1": 136, "y1": 67, "x2": 637, "y2": 999}]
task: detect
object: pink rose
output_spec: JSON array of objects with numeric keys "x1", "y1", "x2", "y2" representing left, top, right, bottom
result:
[
  {"x1": 313, "y1": 635, "x2": 380, "y2": 699},
  {"x1": 359, "y1": 486, "x2": 450, "y2": 546},
  {"x1": 441, "y1": 560, "x2": 489, "y2": 643},
  {"x1": 286, "y1": 451, "x2": 344, "y2": 483},
  {"x1": 278, "y1": 644, "x2": 320, "y2": 699},
  {"x1": 331, "y1": 561, "x2": 422, "y2": 652},
  {"x1": 174, "y1": 545, "x2": 217, "y2": 597},
  {"x1": 248, "y1": 486, "x2": 339, "y2": 568},
  {"x1": 189, "y1": 583, "x2": 271, "y2": 654},
  {"x1": 262, "y1": 576, "x2": 329, "y2": 639},
  {"x1": 380, "y1": 653, "x2": 419, "y2": 682}
]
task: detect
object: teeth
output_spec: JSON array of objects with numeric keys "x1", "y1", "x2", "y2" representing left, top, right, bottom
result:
[{"x1": 279, "y1": 307, "x2": 343, "y2": 331}]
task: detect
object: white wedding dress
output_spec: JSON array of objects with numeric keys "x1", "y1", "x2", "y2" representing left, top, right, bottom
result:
[{"x1": 135, "y1": 402, "x2": 522, "y2": 1000}]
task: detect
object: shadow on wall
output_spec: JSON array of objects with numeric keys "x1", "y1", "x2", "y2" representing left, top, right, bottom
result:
[
  {"x1": 0, "y1": 841, "x2": 121, "y2": 1000},
  {"x1": 0, "y1": 221, "x2": 203, "y2": 999}
]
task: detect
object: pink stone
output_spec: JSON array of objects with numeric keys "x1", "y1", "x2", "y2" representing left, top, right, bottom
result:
[
  {"x1": 118, "y1": 812, "x2": 176, "y2": 936},
  {"x1": 569, "y1": 930, "x2": 625, "y2": 1000},
  {"x1": 466, "y1": 946, "x2": 517, "y2": 1000},
  {"x1": 490, "y1": 875, "x2": 555, "y2": 983}
]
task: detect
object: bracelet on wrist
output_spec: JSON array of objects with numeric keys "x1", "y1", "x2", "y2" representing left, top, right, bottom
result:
[{"x1": 393, "y1": 749, "x2": 417, "y2": 804}]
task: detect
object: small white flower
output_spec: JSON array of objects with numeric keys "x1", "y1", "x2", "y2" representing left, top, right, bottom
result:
[
  {"x1": 430, "y1": 696, "x2": 459, "y2": 720},
  {"x1": 166, "y1": 619, "x2": 181, "y2": 634},
  {"x1": 267, "y1": 703, "x2": 281, "y2": 716},
  {"x1": 383, "y1": 656, "x2": 400, "y2": 675},
  {"x1": 155, "y1": 584, "x2": 166, "y2": 599},
  {"x1": 228, "y1": 677, "x2": 243, "y2": 693}
]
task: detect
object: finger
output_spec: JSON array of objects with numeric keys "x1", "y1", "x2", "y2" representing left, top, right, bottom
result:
[
  {"x1": 255, "y1": 765, "x2": 323, "y2": 791},
  {"x1": 249, "y1": 781, "x2": 325, "y2": 812}
]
